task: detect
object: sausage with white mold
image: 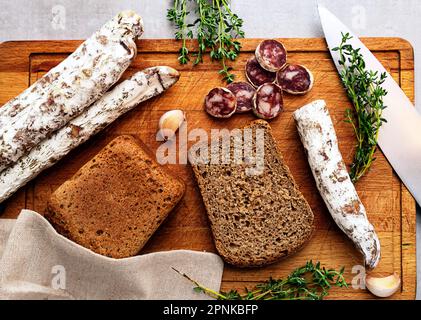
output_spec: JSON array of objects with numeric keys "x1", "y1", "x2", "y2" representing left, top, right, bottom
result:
[
  {"x1": 293, "y1": 100, "x2": 381, "y2": 270},
  {"x1": 0, "y1": 11, "x2": 144, "y2": 172},
  {"x1": 0, "y1": 66, "x2": 180, "y2": 204}
]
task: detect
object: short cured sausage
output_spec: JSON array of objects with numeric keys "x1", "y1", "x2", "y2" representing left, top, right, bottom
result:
[
  {"x1": 293, "y1": 100, "x2": 381, "y2": 269},
  {"x1": 0, "y1": 11, "x2": 144, "y2": 172},
  {"x1": 253, "y1": 83, "x2": 283, "y2": 120},
  {"x1": 277, "y1": 64, "x2": 314, "y2": 95},
  {"x1": 204, "y1": 88, "x2": 237, "y2": 118},
  {"x1": 255, "y1": 40, "x2": 287, "y2": 72},
  {"x1": 245, "y1": 56, "x2": 276, "y2": 88},
  {"x1": 227, "y1": 82, "x2": 256, "y2": 113}
]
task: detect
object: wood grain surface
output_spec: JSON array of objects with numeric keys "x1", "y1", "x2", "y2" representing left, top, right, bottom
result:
[{"x1": 0, "y1": 38, "x2": 416, "y2": 299}]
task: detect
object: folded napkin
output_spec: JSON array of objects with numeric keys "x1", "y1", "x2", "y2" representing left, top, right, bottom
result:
[{"x1": 0, "y1": 210, "x2": 224, "y2": 300}]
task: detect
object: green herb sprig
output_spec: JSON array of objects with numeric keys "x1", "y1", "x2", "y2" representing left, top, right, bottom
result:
[
  {"x1": 333, "y1": 33, "x2": 388, "y2": 183},
  {"x1": 167, "y1": 0, "x2": 245, "y2": 83},
  {"x1": 173, "y1": 261, "x2": 348, "y2": 300}
]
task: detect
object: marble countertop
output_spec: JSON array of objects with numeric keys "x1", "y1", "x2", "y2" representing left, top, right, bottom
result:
[{"x1": 0, "y1": 0, "x2": 419, "y2": 299}]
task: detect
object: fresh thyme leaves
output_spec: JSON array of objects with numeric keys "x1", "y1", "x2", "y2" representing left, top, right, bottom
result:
[
  {"x1": 167, "y1": 0, "x2": 245, "y2": 83},
  {"x1": 174, "y1": 261, "x2": 348, "y2": 300},
  {"x1": 333, "y1": 32, "x2": 388, "y2": 183},
  {"x1": 167, "y1": 0, "x2": 191, "y2": 64}
]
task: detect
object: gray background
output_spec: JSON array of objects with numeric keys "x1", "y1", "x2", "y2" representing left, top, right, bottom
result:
[{"x1": 0, "y1": 0, "x2": 419, "y2": 299}]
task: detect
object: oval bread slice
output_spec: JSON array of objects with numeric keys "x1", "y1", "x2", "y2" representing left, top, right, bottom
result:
[{"x1": 189, "y1": 120, "x2": 314, "y2": 267}]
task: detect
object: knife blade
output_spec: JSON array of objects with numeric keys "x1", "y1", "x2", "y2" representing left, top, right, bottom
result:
[{"x1": 318, "y1": 5, "x2": 421, "y2": 206}]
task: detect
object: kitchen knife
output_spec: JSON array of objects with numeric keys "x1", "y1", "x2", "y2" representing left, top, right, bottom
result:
[{"x1": 318, "y1": 5, "x2": 421, "y2": 206}]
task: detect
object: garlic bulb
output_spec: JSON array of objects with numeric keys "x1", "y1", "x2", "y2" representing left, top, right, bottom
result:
[
  {"x1": 158, "y1": 110, "x2": 185, "y2": 140},
  {"x1": 365, "y1": 273, "x2": 401, "y2": 298}
]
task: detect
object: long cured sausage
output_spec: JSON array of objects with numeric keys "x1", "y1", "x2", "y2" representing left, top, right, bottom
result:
[
  {"x1": 0, "y1": 11, "x2": 144, "y2": 172},
  {"x1": 0, "y1": 66, "x2": 180, "y2": 204},
  {"x1": 293, "y1": 100, "x2": 381, "y2": 269}
]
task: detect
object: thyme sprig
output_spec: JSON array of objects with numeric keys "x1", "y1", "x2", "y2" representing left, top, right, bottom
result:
[
  {"x1": 167, "y1": 0, "x2": 245, "y2": 83},
  {"x1": 174, "y1": 261, "x2": 348, "y2": 300},
  {"x1": 333, "y1": 33, "x2": 388, "y2": 183}
]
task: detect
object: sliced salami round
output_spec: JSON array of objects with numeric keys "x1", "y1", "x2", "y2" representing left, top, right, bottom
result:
[
  {"x1": 227, "y1": 82, "x2": 256, "y2": 114},
  {"x1": 245, "y1": 56, "x2": 276, "y2": 88},
  {"x1": 253, "y1": 83, "x2": 284, "y2": 120},
  {"x1": 255, "y1": 39, "x2": 287, "y2": 72},
  {"x1": 204, "y1": 87, "x2": 237, "y2": 118},
  {"x1": 276, "y1": 64, "x2": 314, "y2": 95}
]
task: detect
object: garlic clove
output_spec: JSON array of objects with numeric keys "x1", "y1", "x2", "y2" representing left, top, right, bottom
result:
[
  {"x1": 365, "y1": 273, "x2": 401, "y2": 298},
  {"x1": 158, "y1": 110, "x2": 185, "y2": 141}
]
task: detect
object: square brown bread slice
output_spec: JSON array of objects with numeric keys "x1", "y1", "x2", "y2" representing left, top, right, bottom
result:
[
  {"x1": 46, "y1": 135, "x2": 185, "y2": 259},
  {"x1": 189, "y1": 120, "x2": 314, "y2": 267}
]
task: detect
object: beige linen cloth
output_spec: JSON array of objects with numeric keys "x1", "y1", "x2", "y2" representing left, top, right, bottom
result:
[{"x1": 0, "y1": 210, "x2": 224, "y2": 300}]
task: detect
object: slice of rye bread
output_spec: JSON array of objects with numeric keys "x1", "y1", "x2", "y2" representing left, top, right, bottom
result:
[
  {"x1": 46, "y1": 135, "x2": 185, "y2": 259},
  {"x1": 189, "y1": 120, "x2": 314, "y2": 267}
]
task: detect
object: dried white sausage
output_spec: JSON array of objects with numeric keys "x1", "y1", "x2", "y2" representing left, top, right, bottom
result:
[
  {"x1": 0, "y1": 67, "x2": 180, "y2": 204},
  {"x1": 0, "y1": 11, "x2": 143, "y2": 172},
  {"x1": 293, "y1": 100, "x2": 381, "y2": 269}
]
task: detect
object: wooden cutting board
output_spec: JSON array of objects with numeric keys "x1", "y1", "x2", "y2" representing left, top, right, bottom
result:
[{"x1": 0, "y1": 38, "x2": 416, "y2": 300}]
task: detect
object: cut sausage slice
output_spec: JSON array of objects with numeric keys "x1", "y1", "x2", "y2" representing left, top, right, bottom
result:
[
  {"x1": 255, "y1": 40, "x2": 287, "y2": 72},
  {"x1": 277, "y1": 64, "x2": 314, "y2": 95},
  {"x1": 245, "y1": 56, "x2": 276, "y2": 88},
  {"x1": 253, "y1": 83, "x2": 284, "y2": 120},
  {"x1": 227, "y1": 82, "x2": 256, "y2": 114},
  {"x1": 204, "y1": 88, "x2": 237, "y2": 118}
]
